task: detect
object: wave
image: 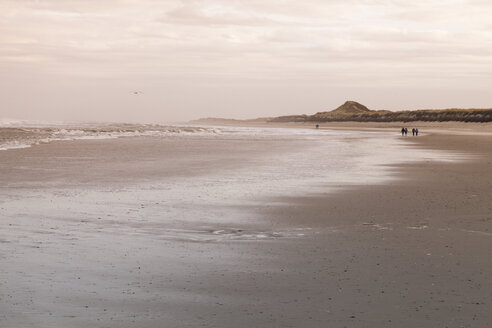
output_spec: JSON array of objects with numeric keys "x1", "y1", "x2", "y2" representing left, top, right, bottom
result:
[
  {"x1": 0, "y1": 123, "x2": 221, "y2": 151},
  {"x1": 0, "y1": 119, "x2": 344, "y2": 151}
]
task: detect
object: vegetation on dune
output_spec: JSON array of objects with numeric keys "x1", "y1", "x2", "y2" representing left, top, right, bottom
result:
[{"x1": 268, "y1": 101, "x2": 492, "y2": 123}]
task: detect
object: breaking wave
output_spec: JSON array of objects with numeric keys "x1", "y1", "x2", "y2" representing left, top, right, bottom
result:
[
  {"x1": 0, "y1": 118, "x2": 345, "y2": 151},
  {"x1": 0, "y1": 122, "x2": 220, "y2": 151}
]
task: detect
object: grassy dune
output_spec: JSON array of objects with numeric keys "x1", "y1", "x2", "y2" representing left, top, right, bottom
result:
[{"x1": 269, "y1": 101, "x2": 492, "y2": 123}]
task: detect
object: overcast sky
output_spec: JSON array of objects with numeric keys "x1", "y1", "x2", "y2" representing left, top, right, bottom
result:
[{"x1": 1, "y1": 0, "x2": 491, "y2": 123}]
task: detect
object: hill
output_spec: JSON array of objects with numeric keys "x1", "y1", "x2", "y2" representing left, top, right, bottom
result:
[
  {"x1": 330, "y1": 101, "x2": 371, "y2": 114},
  {"x1": 269, "y1": 101, "x2": 492, "y2": 123}
]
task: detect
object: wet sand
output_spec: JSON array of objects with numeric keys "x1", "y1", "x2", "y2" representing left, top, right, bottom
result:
[
  {"x1": 1, "y1": 128, "x2": 491, "y2": 327},
  {"x1": 262, "y1": 133, "x2": 492, "y2": 327}
]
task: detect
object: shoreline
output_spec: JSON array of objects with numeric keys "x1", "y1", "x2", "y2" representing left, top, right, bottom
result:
[
  {"x1": 1, "y1": 126, "x2": 491, "y2": 327},
  {"x1": 191, "y1": 119, "x2": 492, "y2": 134},
  {"x1": 256, "y1": 131, "x2": 492, "y2": 326}
]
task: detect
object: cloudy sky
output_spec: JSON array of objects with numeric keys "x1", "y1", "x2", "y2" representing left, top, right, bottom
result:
[{"x1": 1, "y1": 0, "x2": 491, "y2": 122}]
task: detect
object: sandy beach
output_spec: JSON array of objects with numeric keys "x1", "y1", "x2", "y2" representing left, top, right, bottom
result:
[
  {"x1": 1, "y1": 124, "x2": 491, "y2": 328},
  {"x1": 3, "y1": 1, "x2": 492, "y2": 327}
]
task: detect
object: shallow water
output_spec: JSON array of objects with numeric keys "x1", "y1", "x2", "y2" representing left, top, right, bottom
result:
[{"x1": 0, "y1": 125, "x2": 463, "y2": 241}]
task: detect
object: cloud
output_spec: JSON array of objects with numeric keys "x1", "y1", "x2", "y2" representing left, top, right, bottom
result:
[
  {"x1": 1, "y1": 0, "x2": 491, "y2": 121},
  {"x1": 161, "y1": 3, "x2": 274, "y2": 26}
]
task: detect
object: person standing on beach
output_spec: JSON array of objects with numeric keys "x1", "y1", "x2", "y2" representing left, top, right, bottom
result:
[
  {"x1": 401, "y1": 128, "x2": 405, "y2": 136},
  {"x1": 416, "y1": 128, "x2": 419, "y2": 136},
  {"x1": 404, "y1": 128, "x2": 408, "y2": 136},
  {"x1": 412, "y1": 128, "x2": 416, "y2": 136}
]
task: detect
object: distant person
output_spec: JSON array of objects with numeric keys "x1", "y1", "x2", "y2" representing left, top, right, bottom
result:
[
  {"x1": 404, "y1": 128, "x2": 408, "y2": 136},
  {"x1": 412, "y1": 128, "x2": 416, "y2": 136},
  {"x1": 401, "y1": 127, "x2": 405, "y2": 136},
  {"x1": 415, "y1": 128, "x2": 419, "y2": 136},
  {"x1": 315, "y1": 124, "x2": 319, "y2": 129}
]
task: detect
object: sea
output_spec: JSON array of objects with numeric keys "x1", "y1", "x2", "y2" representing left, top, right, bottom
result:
[{"x1": 0, "y1": 119, "x2": 460, "y2": 241}]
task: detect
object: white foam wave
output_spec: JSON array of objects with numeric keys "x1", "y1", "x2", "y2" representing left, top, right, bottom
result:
[
  {"x1": 0, "y1": 121, "x2": 350, "y2": 152},
  {"x1": 0, "y1": 124, "x2": 221, "y2": 151},
  {"x1": 0, "y1": 140, "x2": 33, "y2": 151}
]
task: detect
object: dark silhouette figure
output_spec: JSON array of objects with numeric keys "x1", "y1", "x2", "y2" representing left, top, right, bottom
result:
[
  {"x1": 315, "y1": 124, "x2": 319, "y2": 129},
  {"x1": 401, "y1": 128, "x2": 405, "y2": 136},
  {"x1": 404, "y1": 128, "x2": 408, "y2": 136},
  {"x1": 412, "y1": 128, "x2": 416, "y2": 136},
  {"x1": 415, "y1": 128, "x2": 419, "y2": 136}
]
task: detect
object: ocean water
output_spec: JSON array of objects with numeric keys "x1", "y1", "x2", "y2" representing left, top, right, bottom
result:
[
  {"x1": 0, "y1": 121, "x2": 220, "y2": 151},
  {"x1": 0, "y1": 121, "x2": 461, "y2": 242}
]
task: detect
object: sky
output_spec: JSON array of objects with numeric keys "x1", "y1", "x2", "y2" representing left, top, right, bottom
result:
[{"x1": 1, "y1": 0, "x2": 491, "y2": 123}]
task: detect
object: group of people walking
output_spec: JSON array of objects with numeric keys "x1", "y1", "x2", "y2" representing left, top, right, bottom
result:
[{"x1": 401, "y1": 127, "x2": 419, "y2": 136}]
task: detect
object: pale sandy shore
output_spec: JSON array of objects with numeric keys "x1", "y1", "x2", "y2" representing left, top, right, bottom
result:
[
  {"x1": 1, "y1": 125, "x2": 491, "y2": 327},
  {"x1": 260, "y1": 131, "x2": 492, "y2": 327}
]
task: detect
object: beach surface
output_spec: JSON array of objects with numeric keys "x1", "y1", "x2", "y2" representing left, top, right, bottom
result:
[{"x1": 1, "y1": 124, "x2": 491, "y2": 327}]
